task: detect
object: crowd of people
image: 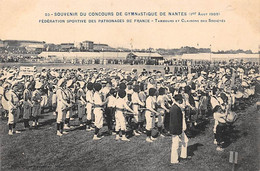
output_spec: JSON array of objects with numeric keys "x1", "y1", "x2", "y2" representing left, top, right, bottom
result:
[{"x1": 0, "y1": 62, "x2": 259, "y2": 163}]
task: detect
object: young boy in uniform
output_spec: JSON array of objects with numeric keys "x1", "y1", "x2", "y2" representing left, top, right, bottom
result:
[
  {"x1": 115, "y1": 89, "x2": 136, "y2": 141},
  {"x1": 7, "y1": 82, "x2": 22, "y2": 135},
  {"x1": 76, "y1": 81, "x2": 87, "y2": 126},
  {"x1": 32, "y1": 81, "x2": 43, "y2": 128},
  {"x1": 23, "y1": 82, "x2": 33, "y2": 129},
  {"x1": 86, "y1": 82, "x2": 94, "y2": 131},
  {"x1": 157, "y1": 87, "x2": 170, "y2": 136},
  {"x1": 105, "y1": 88, "x2": 117, "y2": 134},
  {"x1": 93, "y1": 83, "x2": 107, "y2": 140},
  {"x1": 56, "y1": 78, "x2": 71, "y2": 136},
  {"x1": 132, "y1": 84, "x2": 145, "y2": 136},
  {"x1": 64, "y1": 80, "x2": 75, "y2": 130},
  {"x1": 145, "y1": 88, "x2": 160, "y2": 142}
]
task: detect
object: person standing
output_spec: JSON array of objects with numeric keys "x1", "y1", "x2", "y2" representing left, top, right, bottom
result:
[
  {"x1": 169, "y1": 94, "x2": 189, "y2": 164},
  {"x1": 64, "y1": 80, "x2": 75, "y2": 130},
  {"x1": 32, "y1": 81, "x2": 43, "y2": 128},
  {"x1": 93, "y1": 83, "x2": 107, "y2": 140},
  {"x1": 56, "y1": 78, "x2": 70, "y2": 136},
  {"x1": 114, "y1": 89, "x2": 136, "y2": 141},
  {"x1": 157, "y1": 87, "x2": 169, "y2": 136},
  {"x1": 131, "y1": 85, "x2": 145, "y2": 136},
  {"x1": 85, "y1": 82, "x2": 94, "y2": 131},
  {"x1": 7, "y1": 82, "x2": 22, "y2": 135},
  {"x1": 23, "y1": 82, "x2": 33, "y2": 129},
  {"x1": 76, "y1": 81, "x2": 86, "y2": 126},
  {"x1": 213, "y1": 105, "x2": 227, "y2": 151},
  {"x1": 105, "y1": 88, "x2": 117, "y2": 134},
  {"x1": 164, "y1": 63, "x2": 170, "y2": 74},
  {"x1": 145, "y1": 88, "x2": 159, "y2": 142}
]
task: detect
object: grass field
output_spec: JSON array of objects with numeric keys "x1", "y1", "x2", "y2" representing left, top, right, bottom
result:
[
  {"x1": 0, "y1": 63, "x2": 259, "y2": 170},
  {"x1": 0, "y1": 98, "x2": 259, "y2": 171}
]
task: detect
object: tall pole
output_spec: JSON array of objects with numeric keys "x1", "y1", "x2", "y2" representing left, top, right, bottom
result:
[
  {"x1": 210, "y1": 44, "x2": 212, "y2": 63},
  {"x1": 258, "y1": 45, "x2": 260, "y2": 66},
  {"x1": 102, "y1": 48, "x2": 104, "y2": 65}
]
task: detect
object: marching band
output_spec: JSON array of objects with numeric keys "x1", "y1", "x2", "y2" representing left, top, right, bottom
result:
[{"x1": 0, "y1": 62, "x2": 258, "y2": 163}]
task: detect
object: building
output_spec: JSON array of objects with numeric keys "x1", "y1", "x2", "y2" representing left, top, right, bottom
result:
[
  {"x1": 93, "y1": 43, "x2": 116, "y2": 51},
  {"x1": 3, "y1": 40, "x2": 45, "y2": 48},
  {"x1": 60, "y1": 43, "x2": 75, "y2": 51},
  {"x1": 2, "y1": 40, "x2": 45, "y2": 53},
  {"x1": 81, "y1": 41, "x2": 94, "y2": 51},
  {"x1": 45, "y1": 44, "x2": 61, "y2": 52}
]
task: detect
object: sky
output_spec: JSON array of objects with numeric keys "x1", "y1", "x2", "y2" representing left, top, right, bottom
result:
[{"x1": 0, "y1": 0, "x2": 259, "y2": 52}]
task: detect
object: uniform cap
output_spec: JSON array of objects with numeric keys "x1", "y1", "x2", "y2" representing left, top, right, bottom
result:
[{"x1": 35, "y1": 81, "x2": 43, "y2": 89}]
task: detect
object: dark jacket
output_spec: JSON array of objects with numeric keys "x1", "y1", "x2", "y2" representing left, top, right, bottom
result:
[{"x1": 169, "y1": 104, "x2": 183, "y2": 135}]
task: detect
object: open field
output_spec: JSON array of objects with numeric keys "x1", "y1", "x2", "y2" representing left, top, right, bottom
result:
[
  {"x1": 0, "y1": 62, "x2": 259, "y2": 170},
  {"x1": 1, "y1": 97, "x2": 259, "y2": 171}
]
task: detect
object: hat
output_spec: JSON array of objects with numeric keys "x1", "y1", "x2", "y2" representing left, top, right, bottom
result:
[
  {"x1": 101, "y1": 80, "x2": 107, "y2": 84},
  {"x1": 35, "y1": 81, "x2": 43, "y2": 89},
  {"x1": 241, "y1": 82, "x2": 249, "y2": 87}
]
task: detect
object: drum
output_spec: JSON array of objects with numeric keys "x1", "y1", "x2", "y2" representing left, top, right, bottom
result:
[{"x1": 226, "y1": 111, "x2": 237, "y2": 123}]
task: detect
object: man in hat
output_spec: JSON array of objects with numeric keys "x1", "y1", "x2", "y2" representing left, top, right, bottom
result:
[
  {"x1": 64, "y1": 80, "x2": 75, "y2": 130},
  {"x1": 93, "y1": 83, "x2": 107, "y2": 140},
  {"x1": 131, "y1": 84, "x2": 145, "y2": 136},
  {"x1": 169, "y1": 94, "x2": 189, "y2": 164},
  {"x1": 76, "y1": 81, "x2": 87, "y2": 126},
  {"x1": 114, "y1": 89, "x2": 136, "y2": 141},
  {"x1": 23, "y1": 82, "x2": 33, "y2": 129},
  {"x1": 32, "y1": 81, "x2": 43, "y2": 128},
  {"x1": 7, "y1": 81, "x2": 22, "y2": 135},
  {"x1": 157, "y1": 87, "x2": 170, "y2": 136},
  {"x1": 56, "y1": 78, "x2": 71, "y2": 136},
  {"x1": 85, "y1": 82, "x2": 94, "y2": 131},
  {"x1": 145, "y1": 88, "x2": 160, "y2": 142}
]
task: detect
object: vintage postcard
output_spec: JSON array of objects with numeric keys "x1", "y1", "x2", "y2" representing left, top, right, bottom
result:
[{"x1": 0, "y1": 0, "x2": 259, "y2": 170}]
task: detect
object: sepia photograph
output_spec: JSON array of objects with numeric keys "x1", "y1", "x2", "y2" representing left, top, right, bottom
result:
[{"x1": 0, "y1": 0, "x2": 259, "y2": 170}]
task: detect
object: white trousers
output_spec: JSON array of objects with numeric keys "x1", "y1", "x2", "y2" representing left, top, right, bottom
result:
[
  {"x1": 171, "y1": 131, "x2": 188, "y2": 163},
  {"x1": 57, "y1": 109, "x2": 66, "y2": 123},
  {"x1": 132, "y1": 104, "x2": 139, "y2": 123},
  {"x1": 8, "y1": 108, "x2": 20, "y2": 124},
  {"x1": 145, "y1": 111, "x2": 155, "y2": 131},
  {"x1": 86, "y1": 103, "x2": 92, "y2": 120},
  {"x1": 115, "y1": 111, "x2": 126, "y2": 131},
  {"x1": 93, "y1": 108, "x2": 103, "y2": 129}
]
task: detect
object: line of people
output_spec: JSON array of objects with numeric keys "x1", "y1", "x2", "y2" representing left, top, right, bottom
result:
[{"x1": 0, "y1": 64, "x2": 258, "y2": 149}]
